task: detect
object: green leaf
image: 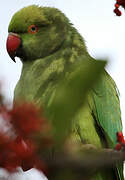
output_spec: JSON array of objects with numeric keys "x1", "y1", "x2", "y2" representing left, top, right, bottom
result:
[{"x1": 46, "y1": 59, "x2": 107, "y2": 146}]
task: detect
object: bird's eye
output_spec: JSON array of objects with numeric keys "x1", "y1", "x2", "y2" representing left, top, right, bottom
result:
[{"x1": 28, "y1": 25, "x2": 38, "y2": 34}]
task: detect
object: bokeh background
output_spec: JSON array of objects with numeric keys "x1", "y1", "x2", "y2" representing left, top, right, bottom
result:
[{"x1": 1, "y1": 0, "x2": 125, "y2": 179}]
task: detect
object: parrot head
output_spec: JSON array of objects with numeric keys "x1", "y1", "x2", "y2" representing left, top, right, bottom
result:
[{"x1": 6, "y1": 5, "x2": 70, "y2": 62}]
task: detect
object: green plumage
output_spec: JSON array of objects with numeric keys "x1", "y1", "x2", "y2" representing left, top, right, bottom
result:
[{"x1": 8, "y1": 5, "x2": 123, "y2": 180}]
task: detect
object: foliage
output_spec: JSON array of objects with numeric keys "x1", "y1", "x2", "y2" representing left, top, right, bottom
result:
[
  {"x1": 1, "y1": 58, "x2": 125, "y2": 179},
  {"x1": 0, "y1": 59, "x2": 106, "y2": 178},
  {"x1": 46, "y1": 59, "x2": 106, "y2": 146}
]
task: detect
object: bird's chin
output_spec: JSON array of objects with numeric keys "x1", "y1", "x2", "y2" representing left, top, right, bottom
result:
[{"x1": 16, "y1": 49, "x2": 28, "y2": 62}]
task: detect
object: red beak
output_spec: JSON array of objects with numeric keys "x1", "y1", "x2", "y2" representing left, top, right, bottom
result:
[{"x1": 6, "y1": 33, "x2": 21, "y2": 62}]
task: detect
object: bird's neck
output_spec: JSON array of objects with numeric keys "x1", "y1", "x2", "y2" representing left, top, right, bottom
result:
[{"x1": 14, "y1": 27, "x2": 89, "y2": 105}]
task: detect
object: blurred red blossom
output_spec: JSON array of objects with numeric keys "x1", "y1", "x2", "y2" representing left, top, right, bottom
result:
[
  {"x1": 117, "y1": 132, "x2": 124, "y2": 143},
  {"x1": 115, "y1": 132, "x2": 125, "y2": 151},
  {"x1": 115, "y1": 143, "x2": 122, "y2": 151},
  {"x1": 114, "y1": 0, "x2": 125, "y2": 16},
  {"x1": 0, "y1": 95, "x2": 51, "y2": 174},
  {"x1": 8, "y1": 103, "x2": 46, "y2": 137}
]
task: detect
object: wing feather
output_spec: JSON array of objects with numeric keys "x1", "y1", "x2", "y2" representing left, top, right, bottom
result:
[
  {"x1": 92, "y1": 71, "x2": 123, "y2": 180},
  {"x1": 93, "y1": 71, "x2": 122, "y2": 147}
]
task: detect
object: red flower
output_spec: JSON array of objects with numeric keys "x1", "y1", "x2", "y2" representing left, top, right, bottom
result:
[
  {"x1": 116, "y1": 132, "x2": 124, "y2": 143},
  {"x1": 21, "y1": 157, "x2": 35, "y2": 171},
  {"x1": 114, "y1": 0, "x2": 125, "y2": 16},
  {"x1": 115, "y1": 143, "x2": 122, "y2": 151},
  {"x1": 0, "y1": 134, "x2": 20, "y2": 172},
  {"x1": 9, "y1": 103, "x2": 45, "y2": 137},
  {"x1": 117, "y1": 0, "x2": 125, "y2": 8},
  {"x1": 0, "y1": 135, "x2": 42, "y2": 172},
  {"x1": 0, "y1": 101, "x2": 51, "y2": 173},
  {"x1": 115, "y1": 3, "x2": 120, "y2": 8},
  {"x1": 114, "y1": 8, "x2": 122, "y2": 16},
  {"x1": 0, "y1": 133, "x2": 10, "y2": 147},
  {"x1": 115, "y1": 132, "x2": 125, "y2": 151},
  {"x1": 3, "y1": 151, "x2": 21, "y2": 172},
  {"x1": 8, "y1": 137, "x2": 36, "y2": 159}
]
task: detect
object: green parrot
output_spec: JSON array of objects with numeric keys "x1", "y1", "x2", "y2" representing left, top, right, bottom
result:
[{"x1": 6, "y1": 5, "x2": 123, "y2": 180}]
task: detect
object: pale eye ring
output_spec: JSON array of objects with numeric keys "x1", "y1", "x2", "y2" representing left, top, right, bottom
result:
[{"x1": 28, "y1": 25, "x2": 38, "y2": 34}]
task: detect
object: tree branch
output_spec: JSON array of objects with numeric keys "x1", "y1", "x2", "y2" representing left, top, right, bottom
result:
[{"x1": 40, "y1": 149, "x2": 125, "y2": 179}]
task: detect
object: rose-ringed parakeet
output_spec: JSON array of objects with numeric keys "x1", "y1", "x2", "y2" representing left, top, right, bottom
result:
[{"x1": 6, "y1": 5, "x2": 123, "y2": 180}]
